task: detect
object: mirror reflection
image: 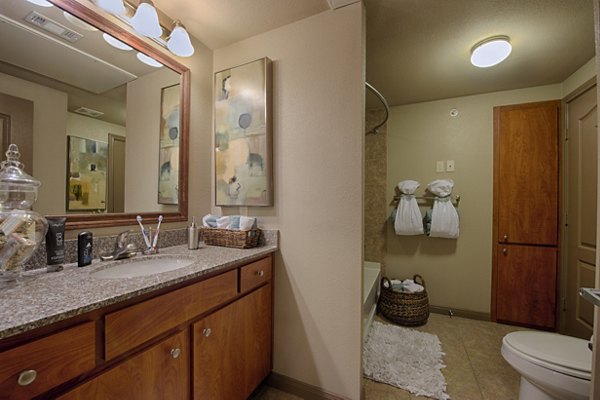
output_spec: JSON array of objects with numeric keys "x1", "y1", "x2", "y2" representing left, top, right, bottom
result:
[{"x1": 0, "y1": 1, "x2": 182, "y2": 217}]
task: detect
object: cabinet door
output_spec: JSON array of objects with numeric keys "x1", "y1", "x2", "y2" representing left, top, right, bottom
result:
[
  {"x1": 59, "y1": 331, "x2": 189, "y2": 400},
  {"x1": 496, "y1": 244, "x2": 557, "y2": 329},
  {"x1": 495, "y1": 101, "x2": 559, "y2": 246},
  {"x1": 193, "y1": 284, "x2": 272, "y2": 400}
]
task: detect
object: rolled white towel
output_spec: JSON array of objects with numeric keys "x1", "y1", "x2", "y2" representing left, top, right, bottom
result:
[
  {"x1": 202, "y1": 214, "x2": 218, "y2": 228},
  {"x1": 401, "y1": 279, "x2": 424, "y2": 293},
  {"x1": 239, "y1": 216, "x2": 257, "y2": 231},
  {"x1": 217, "y1": 216, "x2": 231, "y2": 229}
]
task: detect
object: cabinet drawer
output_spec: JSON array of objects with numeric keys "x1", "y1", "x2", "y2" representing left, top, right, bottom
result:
[
  {"x1": 0, "y1": 322, "x2": 95, "y2": 400},
  {"x1": 240, "y1": 257, "x2": 272, "y2": 293},
  {"x1": 105, "y1": 270, "x2": 237, "y2": 360}
]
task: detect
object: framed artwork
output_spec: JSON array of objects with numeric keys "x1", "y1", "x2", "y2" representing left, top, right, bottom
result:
[
  {"x1": 214, "y1": 57, "x2": 273, "y2": 206},
  {"x1": 158, "y1": 83, "x2": 181, "y2": 205},
  {"x1": 66, "y1": 135, "x2": 108, "y2": 211}
]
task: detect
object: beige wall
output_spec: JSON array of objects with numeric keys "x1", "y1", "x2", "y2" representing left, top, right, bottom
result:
[
  {"x1": 214, "y1": 4, "x2": 364, "y2": 399},
  {"x1": 67, "y1": 112, "x2": 126, "y2": 143},
  {"x1": 385, "y1": 84, "x2": 562, "y2": 314},
  {"x1": 0, "y1": 71, "x2": 67, "y2": 215}
]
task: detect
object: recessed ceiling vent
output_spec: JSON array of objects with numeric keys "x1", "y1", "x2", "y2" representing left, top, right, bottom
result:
[
  {"x1": 24, "y1": 11, "x2": 83, "y2": 43},
  {"x1": 74, "y1": 107, "x2": 104, "y2": 118}
]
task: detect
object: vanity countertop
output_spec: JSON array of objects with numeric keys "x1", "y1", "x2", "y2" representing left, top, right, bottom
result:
[{"x1": 0, "y1": 231, "x2": 278, "y2": 340}]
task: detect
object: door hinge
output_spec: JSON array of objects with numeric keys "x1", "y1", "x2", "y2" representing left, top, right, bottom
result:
[
  {"x1": 565, "y1": 126, "x2": 569, "y2": 141},
  {"x1": 562, "y1": 298, "x2": 567, "y2": 311}
]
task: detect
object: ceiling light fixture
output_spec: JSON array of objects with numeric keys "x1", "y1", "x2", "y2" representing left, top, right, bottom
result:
[
  {"x1": 470, "y1": 36, "x2": 512, "y2": 68},
  {"x1": 167, "y1": 20, "x2": 194, "y2": 57},
  {"x1": 130, "y1": 0, "x2": 162, "y2": 39},
  {"x1": 102, "y1": 33, "x2": 133, "y2": 51},
  {"x1": 95, "y1": 0, "x2": 126, "y2": 15}
]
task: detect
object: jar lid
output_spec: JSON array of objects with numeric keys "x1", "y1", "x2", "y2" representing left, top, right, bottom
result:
[{"x1": 0, "y1": 144, "x2": 40, "y2": 189}]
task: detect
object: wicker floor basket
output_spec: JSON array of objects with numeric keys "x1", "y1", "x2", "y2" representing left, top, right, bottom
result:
[
  {"x1": 377, "y1": 275, "x2": 429, "y2": 326},
  {"x1": 200, "y1": 228, "x2": 262, "y2": 249}
]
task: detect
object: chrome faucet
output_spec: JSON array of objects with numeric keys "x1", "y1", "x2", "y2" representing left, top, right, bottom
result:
[{"x1": 100, "y1": 230, "x2": 137, "y2": 261}]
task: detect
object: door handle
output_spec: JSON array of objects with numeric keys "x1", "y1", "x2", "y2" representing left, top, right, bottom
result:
[{"x1": 502, "y1": 248, "x2": 508, "y2": 255}]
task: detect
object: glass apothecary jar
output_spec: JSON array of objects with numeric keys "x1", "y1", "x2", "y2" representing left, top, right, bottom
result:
[{"x1": 0, "y1": 144, "x2": 48, "y2": 286}]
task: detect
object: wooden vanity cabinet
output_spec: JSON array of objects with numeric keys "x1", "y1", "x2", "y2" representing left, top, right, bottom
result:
[
  {"x1": 0, "y1": 255, "x2": 273, "y2": 400},
  {"x1": 58, "y1": 330, "x2": 189, "y2": 400},
  {"x1": 193, "y1": 284, "x2": 272, "y2": 400}
]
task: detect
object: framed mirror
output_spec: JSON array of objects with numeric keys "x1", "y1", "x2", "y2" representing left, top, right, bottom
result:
[{"x1": 0, "y1": 0, "x2": 190, "y2": 229}]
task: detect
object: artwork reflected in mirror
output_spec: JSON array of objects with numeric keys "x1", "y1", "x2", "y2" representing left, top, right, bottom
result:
[
  {"x1": 67, "y1": 136, "x2": 108, "y2": 211},
  {"x1": 158, "y1": 83, "x2": 180, "y2": 205},
  {"x1": 214, "y1": 57, "x2": 273, "y2": 206}
]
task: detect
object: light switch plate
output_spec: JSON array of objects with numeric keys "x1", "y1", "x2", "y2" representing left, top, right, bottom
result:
[
  {"x1": 446, "y1": 160, "x2": 455, "y2": 172},
  {"x1": 436, "y1": 161, "x2": 444, "y2": 173}
]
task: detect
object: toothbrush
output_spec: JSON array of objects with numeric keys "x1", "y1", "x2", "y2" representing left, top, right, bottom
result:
[
  {"x1": 152, "y1": 215, "x2": 163, "y2": 249},
  {"x1": 136, "y1": 215, "x2": 152, "y2": 250}
]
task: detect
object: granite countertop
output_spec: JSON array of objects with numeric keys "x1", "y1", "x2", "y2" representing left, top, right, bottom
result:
[{"x1": 0, "y1": 232, "x2": 278, "y2": 340}]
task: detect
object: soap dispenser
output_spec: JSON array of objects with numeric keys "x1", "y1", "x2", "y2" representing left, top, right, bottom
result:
[{"x1": 188, "y1": 216, "x2": 199, "y2": 250}]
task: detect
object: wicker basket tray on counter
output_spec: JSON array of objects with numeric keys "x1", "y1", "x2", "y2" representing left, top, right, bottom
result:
[
  {"x1": 200, "y1": 227, "x2": 262, "y2": 249},
  {"x1": 377, "y1": 275, "x2": 429, "y2": 326}
]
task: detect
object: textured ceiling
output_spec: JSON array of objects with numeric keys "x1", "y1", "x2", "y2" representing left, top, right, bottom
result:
[
  {"x1": 153, "y1": 0, "x2": 331, "y2": 50},
  {"x1": 365, "y1": 0, "x2": 595, "y2": 106}
]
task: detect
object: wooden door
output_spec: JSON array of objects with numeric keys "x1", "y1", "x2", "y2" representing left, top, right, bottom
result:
[
  {"x1": 58, "y1": 331, "x2": 189, "y2": 400},
  {"x1": 496, "y1": 244, "x2": 558, "y2": 329},
  {"x1": 495, "y1": 101, "x2": 560, "y2": 246},
  {"x1": 193, "y1": 285, "x2": 272, "y2": 400},
  {"x1": 565, "y1": 84, "x2": 597, "y2": 339}
]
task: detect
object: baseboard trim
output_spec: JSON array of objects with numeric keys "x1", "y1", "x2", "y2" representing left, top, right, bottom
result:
[
  {"x1": 266, "y1": 372, "x2": 349, "y2": 400},
  {"x1": 429, "y1": 305, "x2": 490, "y2": 321}
]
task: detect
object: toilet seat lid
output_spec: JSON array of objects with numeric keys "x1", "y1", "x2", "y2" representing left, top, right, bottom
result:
[{"x1": 504, "y1": 331, "x2": 592, "y2": 378}]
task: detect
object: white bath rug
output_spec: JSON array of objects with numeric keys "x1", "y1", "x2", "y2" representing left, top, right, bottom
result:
[{"x1": 363, "y1": 321, "x2": 449, "y2": 400}]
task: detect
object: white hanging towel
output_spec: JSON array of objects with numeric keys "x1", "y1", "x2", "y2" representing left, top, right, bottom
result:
[
  {"x1": 427, "y1": 179, "x2": 459, "y2": 239},
  {"x1": 394, "y1": 180, "x2": 424, "y2": 235}
]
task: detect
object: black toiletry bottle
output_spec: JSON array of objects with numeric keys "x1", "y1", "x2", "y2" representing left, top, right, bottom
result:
[{"x1": 77, "y1": 231, "x2": 93, "y2": 267}]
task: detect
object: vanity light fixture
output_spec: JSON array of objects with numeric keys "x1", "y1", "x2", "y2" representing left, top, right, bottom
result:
[
  {"x1": 136, "y1": 51, "x2": 163, "y2": 68},
  {"x1": 167, "y1": 20, "x2": 194, "y2": 57},
  {"x1": 102, "y1": 33, "x2": 133, "y2": 51},
  {"x1": 470, "y1": 36, "x2": 512, "y2": 68},
  {"x1": 26, "y1": 0, "x2": 53, "y2": 7},
  {"x1": 130, "y1": 0, "x2": 162, "y2": 39}
]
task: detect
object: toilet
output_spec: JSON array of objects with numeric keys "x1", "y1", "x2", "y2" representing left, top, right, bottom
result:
[{"x1": 501, "y1": 331, "x2": 592, "y2": 400}]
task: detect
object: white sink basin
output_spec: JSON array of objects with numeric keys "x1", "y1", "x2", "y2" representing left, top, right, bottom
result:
[{"x1": 91, "y1": 256, "x2": 195, "y2": 279}]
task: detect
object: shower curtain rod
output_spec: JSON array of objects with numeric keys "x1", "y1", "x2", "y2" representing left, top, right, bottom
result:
[{"x1": 365, "y1": 82, "x2": 390, "y2": 135}]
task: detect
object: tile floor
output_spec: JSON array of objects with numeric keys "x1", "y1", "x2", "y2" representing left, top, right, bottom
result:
[{"x1": 255, "y1": 313, "x2": 529, "y2": 400}]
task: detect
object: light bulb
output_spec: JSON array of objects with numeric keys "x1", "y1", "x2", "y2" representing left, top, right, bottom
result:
[
  {"x1": 102, "y1": 33, "x2": 133, "y2": 51},
  {"x1": 26, "y1": 0, "x2": 53, "y2": 7},
  {"x1": 167, "y1": 22, "x2": 195, "y2": 57},
  {"x1": 131, "y1": 0, "x2": 162, "y2": 38},
  {"x1": 95, "y1": 0, "x2": 126, "y2": 15},
  {"x1": 136, "y1": 52, "x2": 163, "y2": 68}
]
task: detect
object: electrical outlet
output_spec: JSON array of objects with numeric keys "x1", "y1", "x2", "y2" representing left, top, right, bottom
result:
[
  {"x1": 436, "y1": 161, "x2": 444, "y2": 173},
  {"x1": 446, "y1": 160, "x2": 455, "y2": 172}
]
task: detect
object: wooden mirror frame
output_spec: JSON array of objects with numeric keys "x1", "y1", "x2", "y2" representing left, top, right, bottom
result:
[{"x1": 46, "y1": 0, "x2": 189, "y2": 230}]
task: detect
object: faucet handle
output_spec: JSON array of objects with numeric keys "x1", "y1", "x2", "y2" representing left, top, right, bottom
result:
[{"x1": 116, "y1": 230, "x2": 132, "y2": 248}]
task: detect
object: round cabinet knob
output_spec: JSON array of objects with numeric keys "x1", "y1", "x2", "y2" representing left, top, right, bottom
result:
[
  {"x1": 202, "y1": 328, "x2": 212, "y2": 337},
  {"x1": 170, "y1": 348, "x2": 181, "y2": 359},
  {"x1": 17, "y1": 370, "x2": 37, "y2": 386},
  {"x1": 502, "y1": 248, "x2": 508, "y2": 255},
  {"x1": 503, "y1": 234, "x2": 508, "y2": 241},
  {"x1": 257, "y1": 270, "x2": 264, "y2": 277}
]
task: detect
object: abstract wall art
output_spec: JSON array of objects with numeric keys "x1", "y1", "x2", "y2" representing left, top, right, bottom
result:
[
  {"x1": 158, "y1": 83, "x2": 181, "y2": 205},
  {"x1": 214, "y1": 57, "x2": 272, "y2": 206}
]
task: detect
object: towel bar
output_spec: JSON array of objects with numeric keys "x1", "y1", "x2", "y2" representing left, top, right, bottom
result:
[{"x1": 391, "y1": 194, "x2": 461, "y2": 207}]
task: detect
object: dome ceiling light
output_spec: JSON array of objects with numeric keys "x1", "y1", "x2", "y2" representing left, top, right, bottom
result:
[{"x1": 470, "y1": 36, "x2": 512, "y2": 68}]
